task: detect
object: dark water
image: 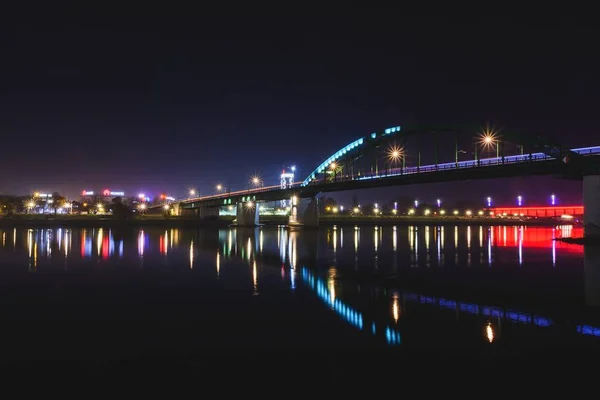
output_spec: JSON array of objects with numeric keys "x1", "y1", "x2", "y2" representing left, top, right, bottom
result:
[{"x1": 1, "y1": 224, "x2": 599, "y2": 369}]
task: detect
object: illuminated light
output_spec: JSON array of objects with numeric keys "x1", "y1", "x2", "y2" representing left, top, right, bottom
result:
[
  {"x1": 408, "y1": 209, "x2": 415, "y2": 215},
  {"x1": 245, "y1": 201, "x2": 254, "y2": 209},
  {"x1": 34, "y1": 192, "x2": 40, "y2": 197},
  {"x1": 414, "y1": 200, "x2": 419, "y2": 208},
  {"x1": 440, "y1": 209, "x2": 445, "y2": 215},
  {"x1": 329, "y1": 162, "x2": 337, "y2": 170},
  {"x1": 250, "y1": 175, "x2": 262, "y2": 186},
  {"x1": 290, "y1": 166, "x2": 296, "y2": 172},
  {"x1": 353, "y1": 207, "x2": 359, "y2": 213},
  {"x1": 165, "y1": 196, "x2": 175, "y2": 201},
  {"x1": 387, "y1": 145, "x2": 403, "y2": 162},
  {"x1": 424, "y1": 209, "x2": 431, "y2": 216},
  {"x1": 486, "y1": 322, "x2": 495, "y2": 343},
  {"x1": 465, "y1": 210, "x2": 472, "y2": 216},
  {"x1": 517, "y1": 195, "x2": 522, "y2": 206},
  {"x1": 561, "y1": 214, "x2": 573, "y2": 219},
  {"x1": 103, "y1": 189, "x2": 110, "y2": 196},
  {"x1": 551, "y1": 194, "x2": 556, "y2": 205},
  {"x1": 138, "y1": 203, "x2": 147, "y2": 211},
  {"x1": 82, "y1": 190, "x2": 94, "y2": 196},
  {"x1": 392, "y1": 292, "x2": 400, "y2": 322},
  {"x1": 216, "y1": 184, "x2": 223, "y2": 191},
  {"x1": 486, "y1": 196, "x2": 492, "y2": 207},
  {"x1": 163, "y1": 204, "x2": 170, "y2": 210},
  {"x1": 436, "y1": 199, "x2": 441, "y2": 207},
  {"x1": 453, "y1": 210, "x2": 459, "y2": 215},
  {"x1": 189, "y1": 189, "x2": 196, "y2": 196},
  {"x1": 332, "y1": 207, "x2": 339, "y2": 213},
  {"x1": 138, "y1": 193, "x2": 145, "y2": 199},
  {"x1": 478, "y1": 210, "x2": 484, "y2": 216}
]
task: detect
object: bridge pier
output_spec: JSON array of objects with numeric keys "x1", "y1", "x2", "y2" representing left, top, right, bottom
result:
[
  {"x1": 289, "y1": 196, "x2": 319, "y2": 228},
  {"x1": 234, "y1": 201, "x2": 260, "y2": 227},
  {"x1": 585, "y1": 243, "x2": 600, "y2": 307},
  {"x1": 583, "y1": 175, "x2": 600, "y2": 237},
  {"x1": 198, "y1": 206, "x2": 219, "y2": 219}
]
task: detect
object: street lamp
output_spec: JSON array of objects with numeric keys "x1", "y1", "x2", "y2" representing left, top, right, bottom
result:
[
  {"x1": 250, "y1": 175, "x2": 262, "y2": 189},
  {"x1": 436, "y1": 199, "x2": 441, "y2": 208},
  {"x1": 486, "y1": 196, "x2": 492, "y2": 207},
  {"x1": 550, "y1": 194, "x2": 556, "y2": 205},
  {"x1": 189, "y1": 189, "x2": 196, "y2": 197},
  {"x1": 517, "y1": 195, "x2": 523, "y2": 206},
  {"x1": 216, "y1": 184, "x2": 223, "y2": 192},
  {"x1": 479, "y1": 129, "x2": 500, "y2": 159}
]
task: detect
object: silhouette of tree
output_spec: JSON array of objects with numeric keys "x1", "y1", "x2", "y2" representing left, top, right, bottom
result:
[
  {"x1": 111, "y1": 197, "x2": 132, "y2": 220},
  {"x1": 51, "y1": 192, "x2": 66, "y2": 215}
]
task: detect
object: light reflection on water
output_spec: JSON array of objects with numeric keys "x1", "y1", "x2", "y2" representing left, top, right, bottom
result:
[{"x1": 0, "y1": 224, "x2": 598, "y2": 349}]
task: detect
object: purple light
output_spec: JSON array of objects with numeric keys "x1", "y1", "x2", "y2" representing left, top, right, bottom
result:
[
  {"x1": 436, "y1": 199, "x2": 441, "y2": 207},
  {"x1": 486, "y1": 197, "x2": 492, "y2": 207},
  {"x1": 517, "y1": 195, "x2": 522, "y2": 206},
  {"x1": 551, "y1": 194, "x2": 556, "y2": 205}
]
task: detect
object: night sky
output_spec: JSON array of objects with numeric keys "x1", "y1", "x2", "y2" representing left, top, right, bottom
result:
[{"x1": 2, "y1": 12, "x2": 598, "y2": 206}]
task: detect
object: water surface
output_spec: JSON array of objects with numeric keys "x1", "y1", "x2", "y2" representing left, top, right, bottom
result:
[{"x1": 0, "y1": 224, "x2": 598, "y2": 366}]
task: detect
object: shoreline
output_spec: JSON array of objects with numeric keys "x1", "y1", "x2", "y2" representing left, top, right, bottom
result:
[{"x1": 0, "y1": 214, "x2": 573, "y2": 228}]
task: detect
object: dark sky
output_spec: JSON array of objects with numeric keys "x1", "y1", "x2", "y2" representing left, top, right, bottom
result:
[{"x1": 1, "y1": 11, "x2": 598, "y2": 205}]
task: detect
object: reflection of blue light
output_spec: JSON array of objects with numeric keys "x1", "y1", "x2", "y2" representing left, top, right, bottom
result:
[
  {"x1": 534, "y1": 316, "x2": 552, "y2": 327},
  {"x1": 507, "y1": 311, "x2": 531, "y2": 324},
  {"x1": 85, "y1": 237, "x2": 92, "y2": 257},
  {"x1": 385, "y1": 327, "x2": 401, "y2": 345},
  {"x1": 482, "y1": 307, "x2": 504, "y2": 318},
  {"x1": 406, "y1": 293, "x2": 418, "y2": 301},
  {"x1": 302, "y1": 269, "x2": 363, "y2": 330},
  {"x1": 577, "y1": 325, "x2": 600, "y2": 336},
  {"x1": 118, "y1": 240, "x2": 124, "y2": 257},
  {"x1": 439, "y1": 299, "x2": 456, "y2": 309},
  {"x1": 372, "y1": 323, "x2": 376, "y2": 334},
  {"x1": 459, "y1": 303, "x2": 478, "y2": 314}
]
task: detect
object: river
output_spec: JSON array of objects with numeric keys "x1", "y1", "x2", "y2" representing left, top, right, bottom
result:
[{"x1": 0, "y1": 224, "x2": 599, "y2": 368}]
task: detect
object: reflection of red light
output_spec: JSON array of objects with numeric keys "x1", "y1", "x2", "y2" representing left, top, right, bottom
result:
[
  {"x1": 102, "y1": 235, "x2": 109, "y2": 259},
  {"x1": 492, "y1": 226, "x2": 583, "y2": 253},
  {"x1": 103, "y1": 189, "x2": 110, "y2": 196}
]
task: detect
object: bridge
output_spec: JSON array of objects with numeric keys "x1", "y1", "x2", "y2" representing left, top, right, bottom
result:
[{"x1": 158, "y1": 125, "x2": 600, "y2": 235}]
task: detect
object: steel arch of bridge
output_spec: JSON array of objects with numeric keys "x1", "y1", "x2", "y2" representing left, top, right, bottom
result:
[{"x1": 301, "y1": 124, "x2": 581, "y2": 186}]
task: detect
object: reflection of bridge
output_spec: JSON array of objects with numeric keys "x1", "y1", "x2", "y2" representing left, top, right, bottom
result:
[{"x1": 164, "y1": 125, "x2": 600, "y2": 234}]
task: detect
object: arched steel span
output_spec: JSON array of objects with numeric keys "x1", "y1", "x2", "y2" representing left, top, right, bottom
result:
[
  {"x1": 301, "y1": 124, "x2": 584, "y2": 187},
  {"x1": 301, "y1": 125, "x2": 402, "y2": 186}
]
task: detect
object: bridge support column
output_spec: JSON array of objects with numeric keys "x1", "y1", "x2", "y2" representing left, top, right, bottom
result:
[
  {"x1": 289, "y1": 196, "x2": 319, "y2": 228},
  {"x1": 198, "y1": 206, "x2": 219, "y2": 219},
  {"x1": 585, "y1": 244, "x2": 600, "y2": 307},
  {"x1": 583, "y1": 175, "x2": 600, "y2": 237},
  {"x1": 235, "y1": 202, "x2": 260, "y2": 227}
]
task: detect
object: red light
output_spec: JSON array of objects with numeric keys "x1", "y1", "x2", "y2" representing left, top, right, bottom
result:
[
  {"x1": 103, "y1": 189, "x2": 110, "y2": 196},
  {"x1": 82, "y1": 190, "x2": 86, "y2": 196},
  {"x1": 160, "y1": 193, "x2": 166, "y2": 199}
]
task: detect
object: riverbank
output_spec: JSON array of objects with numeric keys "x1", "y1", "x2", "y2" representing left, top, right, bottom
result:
[
  {"x1": 318, "y1": 215, "x2": 570, "y2": 226},
  {"x1": 555, "y1": 236, "x2": 600, "y2": 245}
]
